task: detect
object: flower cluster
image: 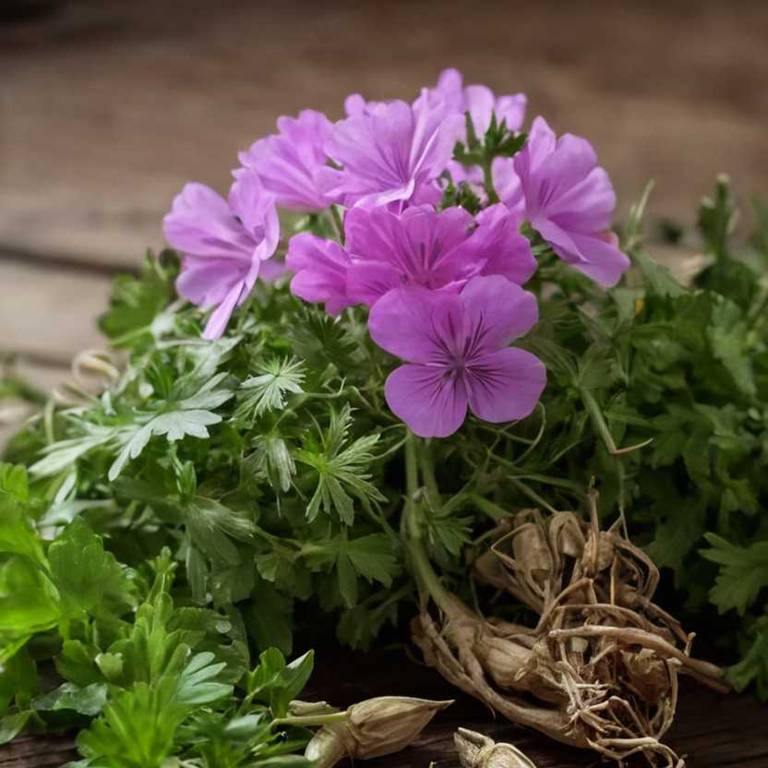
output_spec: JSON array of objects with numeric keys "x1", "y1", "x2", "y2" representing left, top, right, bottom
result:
[{"x1": 163, "y1": 69, "x2": 630, "y2": 437}]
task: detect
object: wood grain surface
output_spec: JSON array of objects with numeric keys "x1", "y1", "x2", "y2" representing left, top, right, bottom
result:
[
  {"x1": 1, "y1": 644, "x2": 766, "y2": 768},
  {"x1": 1, "y1": 1, "x2": 767, "y2": 765}
]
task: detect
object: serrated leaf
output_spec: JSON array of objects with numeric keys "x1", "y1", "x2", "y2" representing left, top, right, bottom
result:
[
  {"x1": 238, "y1": 357, "x2": 305, "y2": 419},
  {"x1": 701, "y1": 534, "x2": 768, "y2": 615}
]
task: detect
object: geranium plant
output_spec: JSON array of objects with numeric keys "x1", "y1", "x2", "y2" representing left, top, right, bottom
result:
[{"x1": 2, "y1": 69, "x2": 767, "y2": 766}]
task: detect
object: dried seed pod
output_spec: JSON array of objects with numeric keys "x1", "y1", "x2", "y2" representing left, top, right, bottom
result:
[
  {"x1": 304, "y1": 696, "x2": 453, "y2": 767},
  {"x1": 455, "y1": 728, "x2": 538, "y2": 768},
  {"x1": 304, "y1": 726, "x2": 347, "y2": 768}
]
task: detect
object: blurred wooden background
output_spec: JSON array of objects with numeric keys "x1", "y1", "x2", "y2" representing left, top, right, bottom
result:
[
  {"x1": 0, "y1": 0, "x2": 767, "y2": 435},
  {"x1": 1, "y1": 3, "x2": 767, "y2": 764}
]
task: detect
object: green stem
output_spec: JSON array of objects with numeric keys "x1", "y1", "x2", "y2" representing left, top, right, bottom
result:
[
  {"x1": 509, "y1": 478, "x2": 559, "y2": 515},
  {"x1": 403, "y1": 434, "x2": 452, "y2": 610},
  {"x1": 417, "y1": 439, "x2": 440, "y2": 504},
  {"x1": 468, "y1": 493, "x2": 508, "y2": 521},
  {"x1": 482, "y1": 156, "x2": 499, "y2": 204},
  {"x1": 272, "y1": 711, "x2": 348, "y2": 728},
  {"x1": 330, "y1": 205, "x2": 345, "y2": 243},
  {"x1": 581, "y1": 389, "x2": 653, "y2": 456}
]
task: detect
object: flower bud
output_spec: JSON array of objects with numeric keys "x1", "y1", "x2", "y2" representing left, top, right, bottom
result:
[
  {"x1": 304, "y1": 696, "x2": 453, "y2": 767},
  {"x1": 455, "y1": 728, "x2": 538, "y2": 768}
]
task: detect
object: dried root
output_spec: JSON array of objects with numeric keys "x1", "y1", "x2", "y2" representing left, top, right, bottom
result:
[{"x1": 411, "y1": 491, "x2": 727, "y2": 767}]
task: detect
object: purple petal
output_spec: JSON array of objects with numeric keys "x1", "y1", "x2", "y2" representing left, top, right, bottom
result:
[
  {"x1": 176, "y1": 256, "x2": 246, "y2": 308},
  {"x1": 345, "y1": 205, "x2": 475, "y2": 300},
  {"x1": 460, "y1": 275, "x2": 539, "y2": 352},
  {"x1": 368, "y1": 286, "x2": 464, "y2": 364},
  {"x1": 202, "y1": 280, "x2": 247, "y2": 340},
  {"x1": 385, "y1": 364, "x2": 468, "y2": 438},
  {"x1": 285, "y1": 233, "x2": 352, "y2": 315},
  {"x1": 327, "y1": 95, "x2": 462, "y2": 208},
  {"x1": 464, "y1": 84, "x2": 496, "y2": 136},
  {"x1": 491, "y1": 157, "x2": 526, "y2": 220},
  {"x1": 469, "y1": 204, "x2": 536, "y2": 284},
  {"x1": 512, "y1": 116, "x2": 629, "y2": 287},
  {"x1": 495, "y1": 93, "x2": 527, "y2": 133},
  {"x1": 163, "y1": 183, "x2": 250, "y2": 260},
  {"x1": 229, "y1": 169, "x2": 280, "y2": 260},
  {"x1": 566, "y1": 232, "x2": 631, "y2": 288},
  {"x1": 259, "y1": 259, "x2": 289, "y2": 283},
  {"x1": 466, "y1": 347, "x2": 546, "y2": 423},
  {"x1": 346, "y1": 260, "x2": 401, "y2": 306},
  {"x1": 239, "y1": 109, "x2": 334, "y2": 211}
]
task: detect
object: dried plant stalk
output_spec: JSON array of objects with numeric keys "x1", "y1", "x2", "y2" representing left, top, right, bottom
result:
[{"x1": 410, "y1": 490, "x2": 727, "y2": 767}]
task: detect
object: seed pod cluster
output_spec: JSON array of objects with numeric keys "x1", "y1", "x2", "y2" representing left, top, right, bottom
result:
[{"x1": 412, "y1": 491, "x2": 726, "y2": 767}]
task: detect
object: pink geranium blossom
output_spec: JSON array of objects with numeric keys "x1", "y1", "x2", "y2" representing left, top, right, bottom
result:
[
  {"x1": 163, "y1": 169, "x2": 279, "y2": 339},
  {"x1": 345, "y1": 204, "x2": 535, "y2": 306},
  {"x1": 239, "y1": 109, "x2": 335, "y2": 212},
  {"x1": 493, "y1": 117, "x2": 630, "y2": 287},
  {"x1": 321, "y1": 90, "x2": 465, "y2": 208},
  {"x1": 285, "y1": 204, "x2": 536, "y2": 313},
  {"x1": 432, "y1": 68, "x2": 527, "y2": 138},
  {"x1": 368, "y1": 275, "x2": 546, "y2": 437}
]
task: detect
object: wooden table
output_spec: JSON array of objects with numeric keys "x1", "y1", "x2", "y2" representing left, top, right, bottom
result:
[
  {"x1": 0, "y1": 644, "x2": 765, "y2": 768},
  {"x1": 1, "y1": 2, "x2": 767, "y2": 764}
]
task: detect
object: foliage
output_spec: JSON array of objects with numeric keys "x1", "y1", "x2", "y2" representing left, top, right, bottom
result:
[{"x1": 2, "y1": 172, "x2": 768, "y2": 759}]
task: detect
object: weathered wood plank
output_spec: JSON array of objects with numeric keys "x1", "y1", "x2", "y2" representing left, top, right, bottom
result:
[
  {"x1": 0, "y1": 0, "x2": 766, "y2": 269},
  {"x1": 0, "y1": 262, "x2": 112, "y2": 363},
  {"x1": 1, "y1": 645, "x2": 764, "y2": 768}
]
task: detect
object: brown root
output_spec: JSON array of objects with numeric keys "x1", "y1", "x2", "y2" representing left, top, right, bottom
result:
[{"x1": 411, "y1": 490, "x2": 728, "y2": 766}]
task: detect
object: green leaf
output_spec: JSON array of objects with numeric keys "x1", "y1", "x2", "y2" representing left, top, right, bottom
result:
[
  {"x1": 634, "y1": 250, "x2": 686, "y2": 298},
  {"x1": 77, "y1": 679, "x2": 187, "y2": 768},
  {"x1": 728, "y1": 617, "x2": 768, "y2": 699},
  {"x1": 0, "y1": 711, "x2": 31, "y2": 745},
  {"x1": 238, "y1": 357, "x2": 305, "y2": 419},
  {"x1": 706, "y1": 298, "x2": 756, "y2": 396},
  {"x1": 701, "y1": 535, "x2": 768, "y2": 615},
  {"x1": 174, "y1": 652, "x2": 232, "y2": 706},
  {"x1": 246, "y1": 582, "x2": 294, "y2": 656},
  {"x1": 296, "y1": 405, "x2": 386, "y2": 525},
  {"x1": 48, "y1": 519, "x2": 134, "y2": 620},
  {"x1": 0, "y1": 556, "x2": 59, "y2": 639},
  {"x1": 247, "y1": 649, "x2": 313, "y2": 718},
  {"x1": 98, "y1": 254, "x2": 174, "y2": 346},
  {"x1": 698, "y1": 175, "x2": 737, "y2": 260},
  {"x1": 108, "y1": 373, "x2": 232, "y2": 481},
  {"x1": 341, "y1": 534, "x2": 398, "y2": 588},
  {"x1": 0, "y1": 464, "x2": 29, "y2": 502},
  {"x1": 32, "y1": 682, "x2": 108, "y2": 717}
]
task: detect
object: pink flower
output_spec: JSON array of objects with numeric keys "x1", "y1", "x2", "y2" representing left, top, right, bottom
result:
[
  {"x1": 345, "y1": 204, "x2": 535, "y2": 306},
  {"x1": 239, "y1": 109, "x2": 335, "y2": 212},
  {"x1": 321, "y1": 90, "x2": 465, "y2": 208},
  {"x1": 285, "y1": 204, "x2": 536, "y2": 314},
  {"x1": 368, "y1": 275, "x2": 546, "y2": 438},
  {"x1": 163, "y1": 169, "x2": 279, "y2": 339},
  {"x1": 285, "y1": 233, "x2": 353, "y2": 315},
  {"x1": 432, "y1": 68, "x2": 527, "y2": 138},
  {"x1": 493, "y1": 117, "x2": 630, "y2": 287}
]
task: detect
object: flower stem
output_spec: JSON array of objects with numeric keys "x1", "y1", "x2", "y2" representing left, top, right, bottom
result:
[
  {"x1": 403, "y1": 434, "x2": 453, "y2": 611},
  {"x1": 330, "y1": 205, "x2": 345, "y2": 243}
]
